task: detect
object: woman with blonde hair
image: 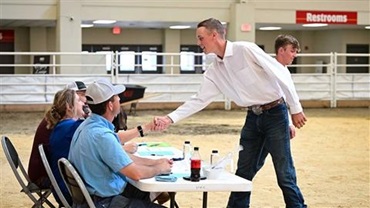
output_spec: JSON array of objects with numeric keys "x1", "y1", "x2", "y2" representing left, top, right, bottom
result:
[
  {"x1": 46, "y1": 88, "x2": 85, "y2": 206},
  {"x1": 27, "y1": 90, "x2": 64, "y2": 189}
]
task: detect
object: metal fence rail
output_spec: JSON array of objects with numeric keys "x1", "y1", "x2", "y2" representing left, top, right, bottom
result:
[{"x1": 0, "y1": 52, "x2": 369, "y2": 108}]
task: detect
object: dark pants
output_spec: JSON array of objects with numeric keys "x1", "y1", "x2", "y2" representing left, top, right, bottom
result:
[
  {"x1": 227, "y1": 103, "x2": 306, "y2": 208},
  {"x1": 52, "y1": 187, "x2": 72, "y2": 207},
  {"x1": 91, "y1": 183, "x2": 166, "y2": 208}
]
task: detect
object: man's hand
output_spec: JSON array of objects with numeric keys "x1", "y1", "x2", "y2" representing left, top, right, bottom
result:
[
  {"x1": 123, "y1": 142, "x2": 138, "y2": 154},
  {"x1": 156, "y1": 158, "x2": 174, "y2": 166},
  {"x1": 291, "y1": 112, "x2": 307, "y2": 129},
  {"x1": 154, "y1": 116, "x2": 173, "y2": 131},
  {"x1": 156, "y1": 158, "x2": 173, "y2": 175}
]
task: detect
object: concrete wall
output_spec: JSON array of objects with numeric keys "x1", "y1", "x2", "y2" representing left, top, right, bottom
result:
[
  {"x1": 82, "y1": 28, "x2": 163, "y2": 45},
  {"x1": 14, "y1": 28, "x2": 30, "y2": 74}
]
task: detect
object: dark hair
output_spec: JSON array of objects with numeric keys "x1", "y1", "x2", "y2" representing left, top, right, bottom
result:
[
  {"x1": 87, "y1": 95, "x2": 115, "y2": 116},
  {"x1": 112, "y1": 109, "x2": 127, "y2": 132},
  {"x1": 45, "y1": 89, "x2": 76, "y2": 129},
  {"x1": 274, "y1": 34, "x2": 301, "y2": 54},
  {"x1": 197, "y1": 18, "x2": 225, "y2": 39}
]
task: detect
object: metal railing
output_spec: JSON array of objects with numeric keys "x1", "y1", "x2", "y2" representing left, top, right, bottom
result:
[{"x1": 0, "y1": 52, "x2": 369, "y2": 108}]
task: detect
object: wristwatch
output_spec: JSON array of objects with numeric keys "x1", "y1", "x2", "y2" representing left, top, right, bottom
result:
[{"x1": 137, "y1": 125, "x2": 144, "y2": 137}]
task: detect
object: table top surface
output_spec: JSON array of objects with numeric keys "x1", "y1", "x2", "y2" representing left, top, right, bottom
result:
[{"x1": 129, "y1": 144, "x2": 252, "y2": 193}]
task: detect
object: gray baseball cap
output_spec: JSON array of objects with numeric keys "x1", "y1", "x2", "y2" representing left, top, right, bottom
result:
[
  {"x1": 65, "y1": 81, "x2": 87, "y2": 91},
  {"x1": 86, "y1": 79, "x2": 125, "y2": 104}
]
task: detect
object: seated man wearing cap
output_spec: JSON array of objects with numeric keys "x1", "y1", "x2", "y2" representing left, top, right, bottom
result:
[
  {"x1": 66, "y1": 81, "x2": 139, "y2": 154},
  {"x1": 65, "y1": 81, "x2": 90, "y2": 117},
  {"x1": 68, "y1": 79, "x2": 172, "y2": 208}
]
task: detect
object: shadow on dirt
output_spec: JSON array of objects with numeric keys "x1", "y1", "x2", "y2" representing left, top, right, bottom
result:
[{"x1": 167, "y1": 123, "x2": 241, "y2": 135}]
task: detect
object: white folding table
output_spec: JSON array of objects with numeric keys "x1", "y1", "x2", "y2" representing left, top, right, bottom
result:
[{"x1": 130, "y1": 144, "x2": 252, "y2": 208}]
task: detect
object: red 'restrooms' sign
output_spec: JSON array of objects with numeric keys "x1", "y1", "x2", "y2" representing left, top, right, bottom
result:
[{"x1": 296, "y1": 10, "x2": 357, "y2": 25}]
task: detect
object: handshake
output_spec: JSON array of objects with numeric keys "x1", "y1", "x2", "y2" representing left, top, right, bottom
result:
[{"x1": 145, "y1": 116, "x2": 174, "y2": 132}]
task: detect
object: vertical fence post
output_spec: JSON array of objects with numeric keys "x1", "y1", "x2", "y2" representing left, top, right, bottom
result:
[
  {"x1": 52, "y1": 54, "x2": 56, "y2": 74},
  {"x1": 331, "y1": 52, "x2": 337, "y2": 108},
  {"x1": 224, "y1": 97, "x2": 231, "y2": 110},
  {"x1": 170, "y1": 55, "x2": 174, "y2": 74},
  {"x1": 114, "y1": 51, "x2": 119, "y2": 83},
  {"x1": 110, "y1": 51, "x2": 115, "y2": 83}
]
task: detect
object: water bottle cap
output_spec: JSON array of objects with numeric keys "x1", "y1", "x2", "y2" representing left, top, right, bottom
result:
[
  {"x1": 194, "y1": 147, "x2": 199, "y2": 151},
  {"x1": 184, "y1": 141, "x2": 190, "y2": 144},
  {"x1": 212, "y1": 150, "x2": 218, "y2": 154}
]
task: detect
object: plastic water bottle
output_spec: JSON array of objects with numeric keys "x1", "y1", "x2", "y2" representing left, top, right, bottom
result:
[
  {"x1": 190, "y1": 147, "x2": 201, "y2": 182},
  {"x1": 183, "y1": 141, "x2": 192, "y2": 161},
  {"x1": 210, "y1": 149, "x2": 220, "y2": 166}
]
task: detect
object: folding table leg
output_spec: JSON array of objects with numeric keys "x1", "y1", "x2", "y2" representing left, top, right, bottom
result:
[
  {"x1": 203, "y1": 192, "x2": 208, "y2": 208},
  {"x1": 169, "y1": 192, "x2": 179, "y2": 208}
]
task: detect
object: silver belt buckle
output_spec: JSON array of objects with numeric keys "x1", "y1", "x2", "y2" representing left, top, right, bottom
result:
[{"x1": 251, "y1": 105, "x2": 263, "y2": 115}]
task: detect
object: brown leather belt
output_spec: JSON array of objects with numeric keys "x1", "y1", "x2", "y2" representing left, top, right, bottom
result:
[{"x1": 248, "y1": 97, "x2": 284, "y2": 115}]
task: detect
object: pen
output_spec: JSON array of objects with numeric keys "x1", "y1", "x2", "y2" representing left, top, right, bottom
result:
[
  {"x1": 148, "y1": 143, "x2": 160, "y2": 147},
  {"x1": 150, "y1": 153, "x2": 164, "y2": 156},
  {"x1": 158, "y1": 172, "x2": 173, "y2": 176},
  {"x1": 171, "y1": 157, "x2": 184, "y2": 161}
]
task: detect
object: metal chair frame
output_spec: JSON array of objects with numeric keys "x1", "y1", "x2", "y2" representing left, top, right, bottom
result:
[
  {"x1": 58, "y1": 157, "x2": 96, "y2": 208},
  {"x1": 39, "y1": 144, "x2": 71, "y2": 208},
  {"x1": 1, "y1": 136, "x2": 55, "y2": 208}
]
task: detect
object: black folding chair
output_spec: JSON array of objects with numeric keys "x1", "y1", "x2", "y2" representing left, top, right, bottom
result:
[
  {"x1": 1, "y1": 136, "x2": 55, "y2": 208},
  {"x1": 39, "y1": 144, "x2": 71, "y2": 208},
  {"x1": 58, "y1": 158, "x2": 96, "y2": 208}
]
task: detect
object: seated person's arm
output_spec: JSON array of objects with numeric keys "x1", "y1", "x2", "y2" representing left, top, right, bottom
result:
[
  {"x1": 117, "y1": 122, "x2": 154, "y2": 144},
  {"x1": 119, "y1": 157, "x2": 172, "y2": 181}
]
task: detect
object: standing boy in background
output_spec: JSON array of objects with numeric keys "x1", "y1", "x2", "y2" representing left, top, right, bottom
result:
[{"x1": 274, "y1": 34, "x2": 302, "y2": 139}]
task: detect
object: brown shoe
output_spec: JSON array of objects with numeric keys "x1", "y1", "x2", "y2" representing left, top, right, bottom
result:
[{"x1": 155, "y1": 192, "x2": 171, "y2": 205}]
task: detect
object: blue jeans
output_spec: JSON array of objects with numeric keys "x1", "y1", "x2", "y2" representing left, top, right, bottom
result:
[{"x1": 227, "y1": 103, "x2": 306, "y2": 208}]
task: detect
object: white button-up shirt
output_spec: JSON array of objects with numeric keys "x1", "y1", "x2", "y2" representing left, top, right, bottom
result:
[{"x1": 168, "y1": 41, "x2": 302, "y2": 123}]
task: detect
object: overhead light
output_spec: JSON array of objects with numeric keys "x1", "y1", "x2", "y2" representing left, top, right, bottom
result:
[
  {"x1": 302, "y1": 23, "x2": 328, "y2": 27},
  {"x1": 365, "y1": 26, "x2": 370, "y2": 30},
  {"x1": 93, "y1": 20, "x2": 116, "y2": 24},
  {"x1": 81, "y1": 24, "x2": 93, "y2": 28},
  {"x1": 169, "y1": 25, "x2": 191, "y2": 29},
  {"x1": 259, "y1": 26, "x2": 282, "y2": 31}
]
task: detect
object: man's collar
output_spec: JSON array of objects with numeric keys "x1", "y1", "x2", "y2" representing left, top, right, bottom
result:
[{"x1": 216, "y1": 41, "x2": 233, "y2": 61}]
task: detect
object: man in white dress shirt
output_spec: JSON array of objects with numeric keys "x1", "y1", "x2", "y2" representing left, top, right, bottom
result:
[{"x1": 156, "y1": 18, "x2": 307, "y2": 208}]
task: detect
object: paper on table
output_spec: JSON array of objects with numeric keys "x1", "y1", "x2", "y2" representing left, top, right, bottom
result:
[
  {"x1": 138, "y1": 151, "x2": 174, "y2": 157},
  {"x1": 136, "y1": 146, "x2": 183, "y2": 159},
  {"x1": 146, "y1": 142, "x2": 171, "y2": 147},
  {"x1": 211, "y1": 152, "x2": 233, "y2": 170}
]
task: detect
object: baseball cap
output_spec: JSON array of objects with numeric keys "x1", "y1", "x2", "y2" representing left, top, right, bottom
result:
[
  {"x1": 86, "y1": 79, "x2": 126, "y2": 104},
  {"x1": 65, "y1": 81, "x2": 87, "y2": 91}
]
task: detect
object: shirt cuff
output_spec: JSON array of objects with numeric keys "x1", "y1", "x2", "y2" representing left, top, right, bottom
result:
[
  {"x1": 289, "y1": 104, "x2": 303, "y2": 115},
  {"x1": 167, "y1": 112, "x2": 180, "y2": 124}
]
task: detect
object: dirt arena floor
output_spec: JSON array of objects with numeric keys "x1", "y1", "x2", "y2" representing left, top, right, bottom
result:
[{"x1": 0, "y1": 108, "x2": 369, "y2": 208}]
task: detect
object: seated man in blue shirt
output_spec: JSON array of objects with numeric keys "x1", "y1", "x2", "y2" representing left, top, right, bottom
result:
[{"x1": 69, "y1": 79, "x2": 172, "y2": 208}]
